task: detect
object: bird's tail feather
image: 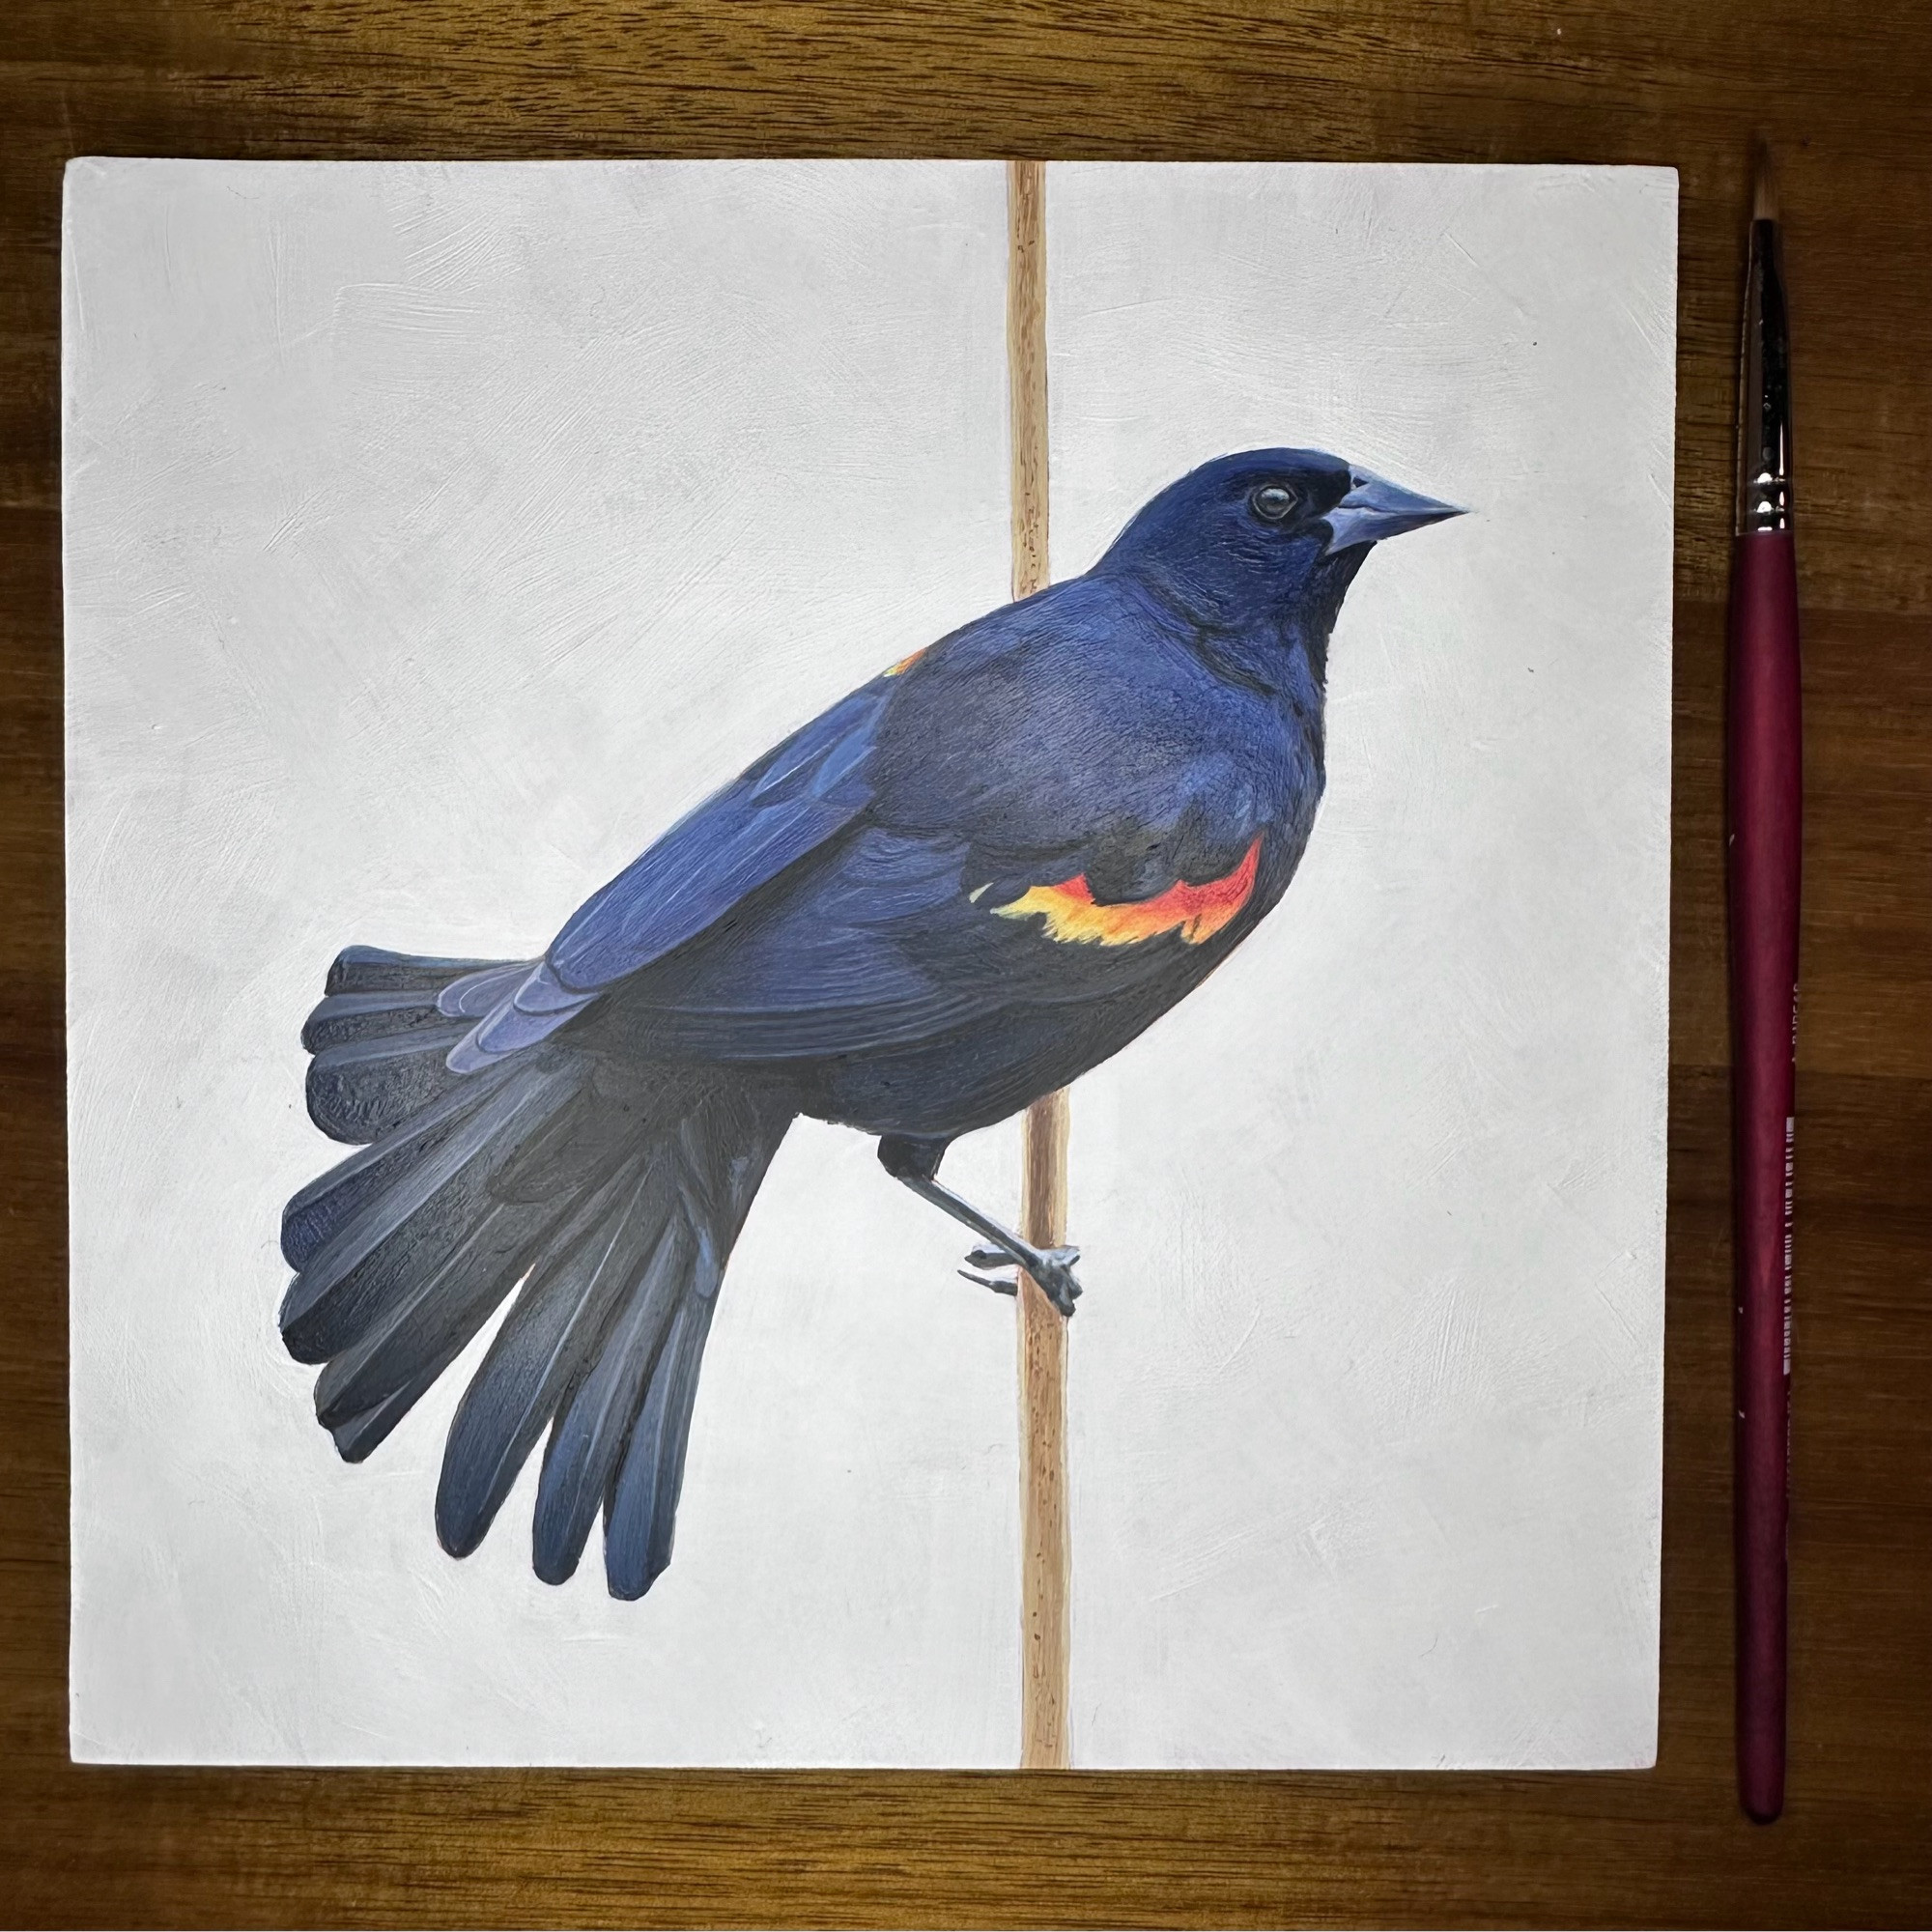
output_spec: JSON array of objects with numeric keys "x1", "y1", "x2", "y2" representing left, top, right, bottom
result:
[
  {"x1": 283, "y1": 945, "x2": 793, "y2": 1598},
  {"x1": 301, "y1": 946, "x2": 529, "y2": 1143}
]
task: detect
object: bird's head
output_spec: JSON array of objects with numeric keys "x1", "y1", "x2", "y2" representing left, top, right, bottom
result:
[{"x1": 1095, "y1": 448, "x2": 1463, "y2": 640}]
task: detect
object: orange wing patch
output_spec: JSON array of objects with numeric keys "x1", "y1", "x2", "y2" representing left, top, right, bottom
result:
[
  {"x1": 883, "y1": 646, "x2": 927, "y2": 677},
  {"x1": 993, "y1": 838, "x2": 1262, "y2": 947}
]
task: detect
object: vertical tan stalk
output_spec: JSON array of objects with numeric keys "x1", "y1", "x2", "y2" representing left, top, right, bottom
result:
[{"x1": 1006, "y1": 157, "x2": 1069, "y2": 1772}]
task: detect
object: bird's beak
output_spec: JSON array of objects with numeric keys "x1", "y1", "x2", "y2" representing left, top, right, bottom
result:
[{"x1": 1321, "y1": 470, "x2": 1465, "y2": 552}]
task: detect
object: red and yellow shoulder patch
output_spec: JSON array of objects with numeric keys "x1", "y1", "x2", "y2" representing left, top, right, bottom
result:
[{"x1": 992, "y1": 838, "x2": 1262, "y2": 948}]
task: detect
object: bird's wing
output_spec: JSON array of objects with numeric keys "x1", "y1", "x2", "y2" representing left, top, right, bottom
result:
[
  {"x1": 616, "y1": 810, "x2": 1272, "y2": 1062},
  {"x1": 445, "y1": 680, "x2": 890, "y2": 1068},
  {"x1": 453, "y1": 576, "x2": 1305, "y2": 1069},
  {"x1": 597, "y1": 582, "x2": 1302, "y2": 1062}
]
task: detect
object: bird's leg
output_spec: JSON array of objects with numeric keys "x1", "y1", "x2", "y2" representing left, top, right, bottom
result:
[{"x1": 876, "y1": 1134, "x2": 1082, "y2": 1318}]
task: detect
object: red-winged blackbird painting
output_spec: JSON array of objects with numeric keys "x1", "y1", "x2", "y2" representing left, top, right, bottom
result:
[{"x1": 280, "y1": 448, "x2": 1462, "y2": 1599}]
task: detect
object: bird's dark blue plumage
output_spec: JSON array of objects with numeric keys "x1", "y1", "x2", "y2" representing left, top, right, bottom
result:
[{"x1": 282, "y1": 447, "x2": 1462, "y2": 1597}]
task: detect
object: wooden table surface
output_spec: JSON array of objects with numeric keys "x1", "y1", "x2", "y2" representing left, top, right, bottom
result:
[{"x1": 4, "y1": 3, "x2": 1929, "y2": 1925}]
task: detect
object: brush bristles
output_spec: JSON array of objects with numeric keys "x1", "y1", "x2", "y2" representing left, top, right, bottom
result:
[{"x1": 1752, "y1": 143, "x2": 1778, "y2": 223}]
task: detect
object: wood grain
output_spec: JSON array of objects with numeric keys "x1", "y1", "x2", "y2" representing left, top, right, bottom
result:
[
  {"x1": 4, "y1": 2, "x2": 1931, "y2": 1924},
  {"x1": 1007, "y1": 157, "x2": 1051, "y2": 608},
  {"x1": 1015, "y1": 1088, "x2": 1070, "y2": 1771},
  {"x1": 1007, "y1": 156, "x2": 1072, "y2": 1776}
]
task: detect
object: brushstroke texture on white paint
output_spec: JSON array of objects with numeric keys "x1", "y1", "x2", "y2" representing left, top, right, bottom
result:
[
  {"x1": 66, "y1": 159, "x2": 1022, "y2": 1766},
  {"x1": 1048, "y1": 163, "x2": 1675, "y2": 1768}
]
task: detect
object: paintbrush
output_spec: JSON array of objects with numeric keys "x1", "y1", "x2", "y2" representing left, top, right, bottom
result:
[{"x1": 1728, "y1": 141, "x2": 1801, "y2": 1827}]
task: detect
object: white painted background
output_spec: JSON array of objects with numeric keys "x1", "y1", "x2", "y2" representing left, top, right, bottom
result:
[
  {"x1": 1048, "y1": 164, "x2": 1676, "y2": 1766},
  {"x1": 65, "y1": 159, "x2": 1674, "y2": 1766}
]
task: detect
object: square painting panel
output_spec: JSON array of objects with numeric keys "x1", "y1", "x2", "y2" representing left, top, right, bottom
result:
[{"x1": 66, "y1": 159, "x2": 1674, "y2": 1766}]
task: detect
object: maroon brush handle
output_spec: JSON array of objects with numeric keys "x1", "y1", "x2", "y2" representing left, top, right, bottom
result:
[{"x1": 1727, "y1": 528, "x2": 1802, "y2": 1824}]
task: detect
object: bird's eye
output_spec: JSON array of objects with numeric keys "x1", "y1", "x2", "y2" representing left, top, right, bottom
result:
[{"x1": 1249, "y1": 484, "x2": 1298, "y2": 523}]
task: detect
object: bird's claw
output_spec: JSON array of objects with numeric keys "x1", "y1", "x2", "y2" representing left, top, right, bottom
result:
[
  {"x1": 958, "y1": 1265, "x2": 1019, "y2": 1297},
  {"x1": 961, "y1": 1242, "x2": 1083, "y2": 1318}
]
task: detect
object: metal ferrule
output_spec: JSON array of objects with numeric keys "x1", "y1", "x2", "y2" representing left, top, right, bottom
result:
[{"x1": 1737, "y1": 217, "x2": 1793, "y2": 536}]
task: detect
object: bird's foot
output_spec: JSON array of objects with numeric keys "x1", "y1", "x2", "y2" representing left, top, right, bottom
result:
[{"x1": 959, "y1": 1241, "x2": 1083, "y2": 1318}]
